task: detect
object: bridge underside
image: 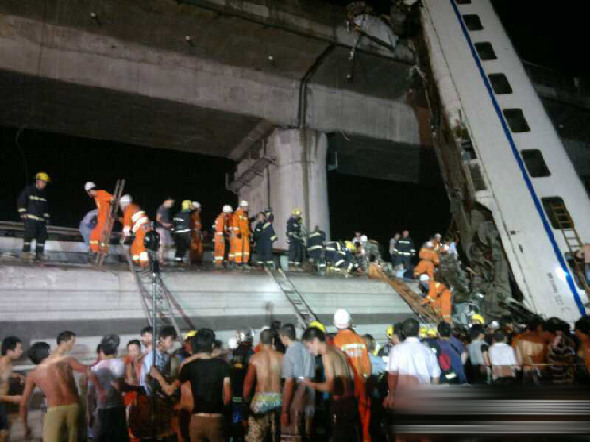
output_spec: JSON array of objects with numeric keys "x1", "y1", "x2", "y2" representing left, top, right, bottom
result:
[{"x1": 0, "y1": 69, "x2": 262, "y2": 157}]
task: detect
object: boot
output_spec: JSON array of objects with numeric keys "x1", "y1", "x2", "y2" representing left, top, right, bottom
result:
[
  {"x1": 36, "y1": 253, "x2": 47, "y2": 262},
  {"x1": 22, "y1": 252, "x2": 34, "y2": 262}
]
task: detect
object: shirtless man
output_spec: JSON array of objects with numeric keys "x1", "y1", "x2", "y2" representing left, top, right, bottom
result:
[
  {"x1": 55, "y1": 331, "x2": 76, "y2": 357},
  {"x1": 1, "y1": 336, "x2": 24, "y2": 442},
  {"x1": 302, "y1": 327, "x2": 361, "y2": 442},
  {"x1": 243, "y1": 329, "x2": 283, "y2": 442},
  {"x1": 20, "y1": 341, "x2": 97, "y2": 442}
]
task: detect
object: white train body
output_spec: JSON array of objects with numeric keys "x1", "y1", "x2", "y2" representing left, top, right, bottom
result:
[{"x1": 422, "y1": 0, "x2": 590, "y2": 322}]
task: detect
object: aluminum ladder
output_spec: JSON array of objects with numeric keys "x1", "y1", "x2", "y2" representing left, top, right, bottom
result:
[
  {"x1": 128, "y1": 255, "x2": 195, "y2": 341},
  {"x1": 548, "y1": 202, "x2": 590, "y2": 296},
  {"x1": 270, "y1": 268, "x2": 318, "y2": 329},
  {"x1": 95, "y1": 179, "x2": 125, "y2": 267}
]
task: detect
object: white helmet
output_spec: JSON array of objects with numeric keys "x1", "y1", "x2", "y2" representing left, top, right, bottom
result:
[
  {"x1": 425, "y1": 241, "x2": 434, "y2": 249},
  {"x1": 192, "y1": 201, "x2": 201, "y2": 209},
  {"x1": 440, "y1": 244, "x2": 450, "y2": 253},
  {"x1": 223, "y1": 205, "x2": 233, "y2": 213},
  {"x1": 434, "y1": 233, "x2": 442, "y2": 239},
  {"x1": 84, "y1": 181, "x2": 96, "y2": 191},
  {"x1": 334, "y1": 308, "x2": 351, "y2": 330},
  {"x1": 120, "y1": 194, "x2": 132, "y2": 207},
  {"x1": 360, "y1": 235, "x2": 368, "y2": 243},
  {"x1": 419, "y1": 274, "x2": 430, "y2": 282},
  {"x1": 239, "y1": 200, "x2": 249, "y2": 208}
]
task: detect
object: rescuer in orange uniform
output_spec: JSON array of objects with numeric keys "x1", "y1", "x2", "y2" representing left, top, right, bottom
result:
[
  {"x1": 86, "y1": 181, "x2": 113, "y2": 254},
  {"x1": 189, "y1": 201, "x2": 203, "y2": 264},
  {"x1": 231, "y1": 200, "x2": 251, "y2": 268},
  {"x1": 419, "y1": 274, "x2": 452, "y2": 323},
  {"x1": 213, "y1": 205, "x2": 233, "y2": 267},
  {"x1": 333, "y1": 309, "x2": 372, "y2": 442},
  {"x1": 414, "y1": 241, "x2": 439, "y2": 280},
  {"x1": 120, "y1": 194, "x2": 151, "y2": 268}
]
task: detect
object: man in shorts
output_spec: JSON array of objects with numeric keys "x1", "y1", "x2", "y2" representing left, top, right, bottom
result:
[{"x1": 20, "y1": 341, "x2": 96, "y2": 442}]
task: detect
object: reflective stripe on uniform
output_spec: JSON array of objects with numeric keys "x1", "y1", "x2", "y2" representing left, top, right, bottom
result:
[
  {"x1": 341, "y1": 343, "x2": 366, "y2": 350},
  {"x1": 307, "y1": 245, "x2": 322, "y2": 251},
  {"x1": 29, "y1": 195, "x2": 46, "y2": 202},
  {"x1": 24, "y1": 214, "x2": 45, "y2": 221},
  {"x1": 133, "y1": 217, "x2": 150, "y2": 232},
  {"x1": 132, "y1": 211, "x2": 146, "y2": 222},
  {"x1": 139, "y1": 252, "x2": 149, "y2": 262},
  {"x1": 214, "y1": 256, "x2": 223, "y2": 261}
]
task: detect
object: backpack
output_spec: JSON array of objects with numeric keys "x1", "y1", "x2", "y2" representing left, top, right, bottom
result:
[{"x1": 433, "y1": 340, "x2": 460, "y2": 384}]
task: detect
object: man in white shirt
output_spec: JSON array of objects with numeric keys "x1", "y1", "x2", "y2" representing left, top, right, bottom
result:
[
  {"x1": 91, "y1": 334, "x2": 128, "y2": 442},
  {"x1": 487, "y1": 331, "x2": 518, "y2": 384},
  {"x1": 384, "y1": 318, "x2": 440, "y2": 409}
]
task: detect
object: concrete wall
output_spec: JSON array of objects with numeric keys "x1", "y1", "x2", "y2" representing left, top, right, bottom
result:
[
  {"x1": 288, "y1": 275, "x2": 415, "y2": 342},
  {"x1": 0, "y1": 265, "x2": 296, "y2": 364},
  {"x1": 0, "y1": 263, "x2": 415, "y2": 363}
]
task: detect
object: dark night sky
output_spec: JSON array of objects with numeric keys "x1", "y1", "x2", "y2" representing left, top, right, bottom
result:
[{"x1": 1, "y1": 0, "x2": 585, "y2": 251}]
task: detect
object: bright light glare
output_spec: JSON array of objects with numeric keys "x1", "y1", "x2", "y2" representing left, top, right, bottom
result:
[{"x1": 555, "y1": 266, "x2": 568, "y2": 282}]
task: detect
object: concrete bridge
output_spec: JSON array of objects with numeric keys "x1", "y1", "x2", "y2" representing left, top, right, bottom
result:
[
  {"x1": 0, "y1": 0, "x2": 435, "y2": 245},
  {"x1": 0, "y1": 0, "x2": 424, "y2": 157}
]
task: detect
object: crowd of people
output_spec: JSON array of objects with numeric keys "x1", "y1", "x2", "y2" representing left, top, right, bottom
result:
[{"x1": 2, "y1": 309, "x2": 590, "y2": 442}]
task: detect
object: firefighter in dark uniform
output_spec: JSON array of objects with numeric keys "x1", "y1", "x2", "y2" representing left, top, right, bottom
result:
[
  {"x1": 325, "y1": 240, "x2": 346, "y2": 271},
  {"x1": 17, "y1": 172, "x2": 51, "y2": 261},
  {"x1": 343, "y1": 241, "x2": 359, "y2": 274},
  {"x1": 253, "y1": 209, "x2": 277, "y2": 268},
  {"x1": 395, "y1": 229, "x2": 416, "y2": 277},
  {"x1": 286, "y1": 208, "x2": 305, "y2": 269},
  {"x1": 172, "y1": 200, "x2": 193, "y2": 265},
  {"x1": 307, "y1": 225, "x2": 326, "y2": 272}
]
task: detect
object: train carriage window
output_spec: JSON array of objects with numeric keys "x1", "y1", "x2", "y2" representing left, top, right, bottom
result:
[
  {"x1": 488, "y1": 73, "x2": 513, "y2": 94},
  {"x1": 475, "y1": 42, "x2": 497, "y2": 60},
  {"x1": 463, "y1": 15, "x2": 483, "y2": 31},
  {"x1": 503, "y1": 109, "x2": 530, "y2": 132},
  {"x1": 541, "y1": 197, "x2": 573, "y2": 230},
  {"x1": 521, "y1": 150, "x2": 550, "y2": 177},
  {"x1": 456, "y1": 0, "x2": 472, "y2": 4}
]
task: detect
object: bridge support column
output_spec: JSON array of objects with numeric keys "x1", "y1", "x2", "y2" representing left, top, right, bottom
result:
[{"x1": 237, "y1": 128, "x2": 330, "y2": 250}]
